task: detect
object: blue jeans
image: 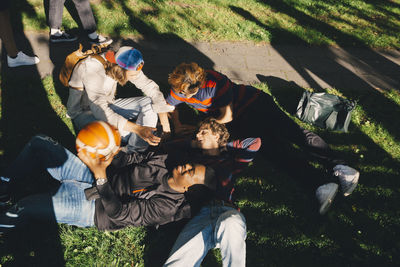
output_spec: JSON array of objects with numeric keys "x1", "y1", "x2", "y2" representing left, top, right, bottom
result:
[
  {"x1": 163, "y1": 205, "x2": 247, "y2": 267},
  {"x1": 73, "y1": 96, "x2": 158, "y2": 152},
  {"x1": 0, "y1": 135, "x2": 95, "y2": 229}
]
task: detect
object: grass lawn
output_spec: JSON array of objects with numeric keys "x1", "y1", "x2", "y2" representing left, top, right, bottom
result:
[
  {"x1": 1, "y1": 0, "x2": 400, "y2": 266},
  {"x1": 0, "y1": 73, "x2": 399, "y2": 266},
  {"x1": 13, "y1": 0, "x2": 400, "y2": 48}
]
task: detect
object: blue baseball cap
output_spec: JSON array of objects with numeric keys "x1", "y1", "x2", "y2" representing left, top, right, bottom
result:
[{"x1": 114, "y1": 46, "x2": 144, "y2": 71}]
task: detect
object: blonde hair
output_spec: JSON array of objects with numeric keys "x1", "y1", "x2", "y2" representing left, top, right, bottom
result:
[
  {"x1": 105, "y1": 61, "x2": 128, "y2": 86},
  {"x1": 168, "y1": 62, "x2": 206, "y2": 94}
]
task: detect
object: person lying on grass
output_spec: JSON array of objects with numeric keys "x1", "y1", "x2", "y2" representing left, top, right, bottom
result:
[
  {"x1": 0, "y1": 135, "x2": 215, "y2": 233},
  {"x1": 67, "y1": 46, "x2": 174, "y2": 153},
  {"x1": 163, "y1": 117, "x2": 261, "y2": 203},
  {"x1": 165, "y1": 62, "x2": 359, "y2": 215},
  {"x1": 162, "y1": 118, "x2": 257, "y2": 267}
]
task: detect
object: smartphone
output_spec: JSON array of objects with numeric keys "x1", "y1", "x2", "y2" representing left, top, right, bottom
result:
[{"x1": 153, "y1": 124, "x2": 163, "y2": 138}]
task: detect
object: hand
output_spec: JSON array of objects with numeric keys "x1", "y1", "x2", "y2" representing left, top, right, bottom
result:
[
  {"x1": 136, "y1": 125, "x2": 161, "y2": 146},
  {"x1": 78, "y1": 149, "x2": 117, "y2": 178},
  {"x1": 174, "y1": 124, "x2": 196, "y2": 135}
]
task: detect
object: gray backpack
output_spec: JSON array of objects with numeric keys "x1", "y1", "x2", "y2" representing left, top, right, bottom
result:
[{"x1": 296, "y1": 91, "x2": 356, "y2": 132}]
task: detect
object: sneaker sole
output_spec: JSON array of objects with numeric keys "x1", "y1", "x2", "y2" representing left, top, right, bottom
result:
[
  {"x1": 319, "y1": 184, "x2": 339, "y2": 215},
  {"x1": 89, "y1": 39, "x2": 113, "y2": 45},
  {"x1": 50, "y1": 38, "x2": 78, "y2": 43},
  {"x1": 8, "y1": 62, "x2": 39, "y2": 67},
  {"x1": 343, "y1": 173, "x2": 359, "y2": 197}
]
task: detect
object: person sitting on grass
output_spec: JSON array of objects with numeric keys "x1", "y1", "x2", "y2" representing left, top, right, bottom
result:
[
  {"x1": 67, "y1": 46, "x2": 174, "y2": 153},
  {"x1": 0, "y1": 135, "x2": 215, "y2": 233},
  {"x1": 165, "y1": 62, "x2": 359, "y2": 215}
]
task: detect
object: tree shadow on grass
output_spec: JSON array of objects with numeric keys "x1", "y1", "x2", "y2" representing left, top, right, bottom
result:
[
  {"x1": 230, "y1": 5, "x2": 400, "y2": 145},
  {"x1": 238, "y1": 155, "x2": 400, "y2": 266},
  {"x1": 242, "y1": 75, "x2": 400, "y2": 266}
]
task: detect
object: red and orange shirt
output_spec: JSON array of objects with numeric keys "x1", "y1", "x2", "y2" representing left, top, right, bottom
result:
[{"x1": 166, "y1": 70, "x2": 260, "y2": 117}]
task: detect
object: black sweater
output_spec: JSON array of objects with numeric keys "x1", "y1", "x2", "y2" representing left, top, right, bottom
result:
[{"x1": 94, "y1": 152, "x2": 191, "y2": 231}]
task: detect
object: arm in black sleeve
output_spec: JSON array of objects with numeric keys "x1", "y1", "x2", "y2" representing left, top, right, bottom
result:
[
  {"x1": 96, "y1": 182, "x2": 181, "y2": 227},
  {"x1": 110, "y1": 151, "x2": 155, "y2": 168}
]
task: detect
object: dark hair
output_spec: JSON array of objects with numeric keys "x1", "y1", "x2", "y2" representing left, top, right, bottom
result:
[
  {"x1": 198, "y1": 118, "x2": 230, "y2": 146},
  {"x1": 203, "y1": 166, "x2": 217, "y2": 190}
]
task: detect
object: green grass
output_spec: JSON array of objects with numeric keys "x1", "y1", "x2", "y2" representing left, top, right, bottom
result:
[
  {"x1": 11, "y1": 0, "x2": 400, "y2": 48},
  {"x1": 1, "y1": 73, "x2": 399, "y2": 266},
  {"x1": 1, "y1": 0, "x2": 400, "y2": 266}
]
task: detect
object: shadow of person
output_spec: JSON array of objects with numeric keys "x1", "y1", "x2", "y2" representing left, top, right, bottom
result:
[
  {"x1": 1, "y1": 0, "x2": 76, "y2": 155},
  {"x1": 143, "y1": 220, "x2": 188, "y2": 267},
  {"x1": 0, "y1": 193, "x2": 65, "y2": 267},
  {"x1": 0, "y1": 1, "x2": 76, "y2": 265}
]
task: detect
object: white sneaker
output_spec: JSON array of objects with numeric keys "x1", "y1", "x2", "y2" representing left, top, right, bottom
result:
[
  {"x1": 316, "y1": 183, "x2": 338, "y2": 215},
  {"x1": 88, "y1": 34, "x2": 113, "y2": 45},
  {"x1": 7, "y1": 51, "x2": 40, "y2": 67},
  {"x1": 333, "y1": 165, "x2": 360, "y2": 196}
]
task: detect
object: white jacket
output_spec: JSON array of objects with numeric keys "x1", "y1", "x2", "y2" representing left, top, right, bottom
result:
[{"x1": 67, "y1": 55, "x2": 174, "y2": 132}]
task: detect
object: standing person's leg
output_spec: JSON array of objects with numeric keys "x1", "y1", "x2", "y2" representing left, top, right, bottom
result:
[
  {"x1": 0, "y1": 7, "x2": 40, "y2": 67},
  {"x1": 48, "y1": 0, "x2": 78, "y2": 42},
  {"x1": 0, "y1": 5, "x2": 17, "y2": 57},
  {"x1": 110, "y1": 96, "x2": 158, "y2": 152},
  {"x1": 70, "y1": 0, "x2": 111, "y2": 44},
  {"x1": 48, "y1": 0, "x2": 65, "y2": 31},
  {"x1": 70, "y1": 0, "x2": 96, "y2": 33}
]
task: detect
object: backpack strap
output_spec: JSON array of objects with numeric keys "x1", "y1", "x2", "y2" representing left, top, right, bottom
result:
[
  {"x1": 86, "y1": 43, "x2": 110, "y2": 69},
  {"x1": 92, "y1": 54, "x2": 108, "y2": 69}
]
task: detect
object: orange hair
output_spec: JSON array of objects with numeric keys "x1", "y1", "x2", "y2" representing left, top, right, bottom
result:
[{"x1": 168, "y1": 62, "x2": 206, "y2": 94}]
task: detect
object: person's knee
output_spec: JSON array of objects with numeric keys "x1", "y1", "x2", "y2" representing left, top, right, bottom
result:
[
  {"x1": 29, "y1": 135, "x2": 59, "y2": 149},
  {"x1": 216, "y1": 209, "x2": 247, "y2": 238},
  {"x1": 141, "y1": 96, "x2": 152, "y2": 106},
  {"x1": 140, "y1": 97, "x2": 158, "y2": 126}
]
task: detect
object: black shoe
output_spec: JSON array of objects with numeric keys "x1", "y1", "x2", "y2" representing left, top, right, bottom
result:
[
  {"x1": 0, "y1": 180, "x2": 11, "y2": 208},
  {"x1": 88, "y1": 34, "x2": 113, "y2": 45},
  {"x1": 50, "y1": 31, "x2": 78, "y2": 43},
  {"x1": 0, "y1": 181, "x2": 9, "y2": 201}
]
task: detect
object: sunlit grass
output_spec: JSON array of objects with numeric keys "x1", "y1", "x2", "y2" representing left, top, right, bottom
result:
[
  {"x1": 1, "y1": 73, "x2": 400, "y2": 265},
  {"x1": 42, "y1": 76, "x2": 75, "y2": 135},
  {"x1": 10, "y1": 0, "x2": 400, "y2": 48}
]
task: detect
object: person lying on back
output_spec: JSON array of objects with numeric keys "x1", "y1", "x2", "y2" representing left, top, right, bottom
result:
[
  {"x1": 163, "y1": 117, "x2": 261, "y2": 203},
  {"x1": 0, "y1": 135, "x2": 216, "y2": 233}
]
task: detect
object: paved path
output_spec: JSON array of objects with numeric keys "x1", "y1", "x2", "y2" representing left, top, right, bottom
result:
[{"x1": 1, "y1": 32, "x2": 399, "y2": 92}]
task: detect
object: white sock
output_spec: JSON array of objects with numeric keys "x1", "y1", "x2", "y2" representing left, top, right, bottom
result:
[
  {"x1": 88, "y1": 31, "x2": 98, "y2": 39},
  {"x1": 50, "y1": 28, "x2": 62, "y2": 36}
]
